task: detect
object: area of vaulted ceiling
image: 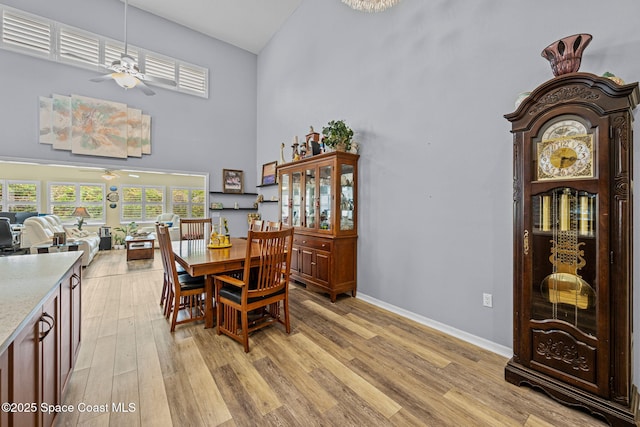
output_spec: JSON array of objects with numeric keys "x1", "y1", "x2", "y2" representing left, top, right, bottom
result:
[{"x1": 125, "y1": 0, "x2": 301, "y2": 54}]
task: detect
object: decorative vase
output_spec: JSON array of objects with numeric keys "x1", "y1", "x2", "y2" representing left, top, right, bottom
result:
[{"x1": 541, "y1": 33, "x2": 592, "y2": 77}]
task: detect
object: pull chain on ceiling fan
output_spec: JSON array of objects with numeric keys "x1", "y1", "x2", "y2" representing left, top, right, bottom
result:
[{"x1": 90, "y1": 0, "x2": 176, "y2": 95}]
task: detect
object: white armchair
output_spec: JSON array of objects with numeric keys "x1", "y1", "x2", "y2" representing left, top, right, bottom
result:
[{"x1": 140, "y1": 213, "x2": 180, "y2": 241}]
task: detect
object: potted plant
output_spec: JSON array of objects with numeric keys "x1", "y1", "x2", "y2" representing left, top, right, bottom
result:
[
  {"x1": 322, "y1": 120, "x2": 354, "y2": 152},
  {"x1": 113, "y1": 233, "x2": 125, "y2": 249},
  {"x1": 113, "y1": 222, "x2": 139, "y2": 249}
]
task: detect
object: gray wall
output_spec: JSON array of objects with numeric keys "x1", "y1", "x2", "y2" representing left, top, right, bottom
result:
[
  {"x1": 256, "y1": 0, "x2": 640, "y2": 383},
  {"x1": 0, "y1": 0, "x2": 258, "y2": 233}
]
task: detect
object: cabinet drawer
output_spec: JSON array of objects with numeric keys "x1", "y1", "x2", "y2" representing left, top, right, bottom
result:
[{"x1": 294, "y1": 236, "x2": 332, "y2": 252}]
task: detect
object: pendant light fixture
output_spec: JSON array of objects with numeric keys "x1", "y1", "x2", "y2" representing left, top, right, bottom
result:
[{"x1": 341, "y1": 0, "x2": 401, "y2": 12}]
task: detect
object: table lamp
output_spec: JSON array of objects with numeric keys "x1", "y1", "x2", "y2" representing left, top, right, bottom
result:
[{"x1": 72, "y1": 207, "x2": 91, "y2": 230}]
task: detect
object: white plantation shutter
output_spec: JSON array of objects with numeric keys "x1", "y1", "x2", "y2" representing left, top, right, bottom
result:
[
  {"x1": 59, "y1": 27, "x2": 99, "y2": 64},
  {"x1": 179, "y1": 64, "x2": 207, "y2": 94},
  {"x1": 1, "y1": 9, "x2": 51, "y2": 56},
  {"x1": 144, "y1": 53, "x2": 176, "y2": 82}
]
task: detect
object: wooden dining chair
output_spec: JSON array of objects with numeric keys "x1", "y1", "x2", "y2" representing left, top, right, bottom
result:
[
  {"x1": 156, "y1": 223, "x2": 189, "y2": 313},
  {"x1": 157, "y1": 224, "x2": 206, "y2": 331},
  {"x1": 214, "y1": 227, "x2": 294, "y2": 352},
  {"x1": 249, "y1": 219, "x2": 264, "y2": 231},
  {"x1": 179, "y1": 217, "x2": 212, "y2": 241},
  {"x1": 264, "y1": 221, "x2": 282, "y2": 231}
]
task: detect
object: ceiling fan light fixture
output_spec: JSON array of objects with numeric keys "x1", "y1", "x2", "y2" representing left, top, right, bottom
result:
[
  {"x1": 102, "y1": 171, "x2": 117, "y2": 181},
  {"x1": 342, "y1": 0, "x2": 400, "y2": 12},
  {"x1": 112, "y1": 72, "x2": 139, "y2": 89}
]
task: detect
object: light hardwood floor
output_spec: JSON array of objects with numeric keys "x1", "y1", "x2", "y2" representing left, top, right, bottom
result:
[{"x1": 55, "y1": 249, "x2": 607, "y2": 426}]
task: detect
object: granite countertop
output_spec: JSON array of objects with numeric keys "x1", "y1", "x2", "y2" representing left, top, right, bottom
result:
[{"x1": 0, "y1": 252, "x2": 82, "y2": 354}]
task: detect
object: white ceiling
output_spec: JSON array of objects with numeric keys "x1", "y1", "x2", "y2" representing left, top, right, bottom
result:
[{"x1": 128, "y1": 0, "x2": 302, "y2": 54}]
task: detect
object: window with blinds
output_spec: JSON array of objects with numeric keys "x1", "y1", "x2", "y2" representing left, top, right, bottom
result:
[
  {"x1": 171, "y1": 187, "x2": 205, "y2": 218},
  {"x1": 1, "y1": 180, "x2": 39, "y2": 212},
  {"x1": 48, "y1": 183, "x2": 105, "y2": 223},
  {"x1": 121, "y1": 185, "x2": 165, "y2": 222},
  {"x1": 0, "y1": 4, "x2": 209, "y2": 98}
]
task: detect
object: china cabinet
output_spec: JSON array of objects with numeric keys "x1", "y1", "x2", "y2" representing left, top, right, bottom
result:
[
  {"x1": 505, "y1": 72, "x2": 639, "y2": 426},
  {"x1": 277, "y1": 151, "x2": 358, "y2": 302}
]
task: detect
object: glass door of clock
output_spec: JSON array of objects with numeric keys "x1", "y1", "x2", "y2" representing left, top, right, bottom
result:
[{"x1": 531, "y1": 187, "x2": 597, "y2": 336}]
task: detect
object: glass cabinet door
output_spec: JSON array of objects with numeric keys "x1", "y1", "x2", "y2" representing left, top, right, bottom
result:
[
  {"x1": 340, "y1": 163, "x2": 355, "y2": 231},
  {"x1": 531, "y1": 187, "x2": 597, "y2": 336},
  {"x1": 280, "y1": 173, "x2": 290, "y2": 226},
  {"x1": 319, "y1": 165, "x2": 332, "y2": 230},
  {"x1": 291, "y1": 172, "x2": 302, "y2": 227},
  {"x1": 304, "y1": 168, "x2": 316, "y2": 229}
]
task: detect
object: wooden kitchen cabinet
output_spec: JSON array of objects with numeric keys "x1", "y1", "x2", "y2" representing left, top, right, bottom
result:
[
  {"x1": 11, "y1": 289, "x2": 59, "y2": 427},
  {"x1": 3, "y1": 254, "x2": 82, "y2": 427},
  {"x1": 278, "y1": 151, "x2": 358, "y2": 301}
]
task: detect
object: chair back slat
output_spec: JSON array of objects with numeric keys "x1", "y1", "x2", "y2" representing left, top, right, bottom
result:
[
  {"x1": 180, "y1": 218, "x2": 212, "y2": 241},
  {"x1": 264, "y1": 221, "x2": 282, "y2": 231},
  {"x1": 250, "y1": 219, "x2": 264, "y2": 231}
]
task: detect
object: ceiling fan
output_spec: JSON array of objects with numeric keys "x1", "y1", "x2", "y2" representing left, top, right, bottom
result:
[
  {"x1": 90, "y1": 0, "x2": 176, "y2": 95},
  {"x1": 80, "y1": 168, "x2": 120, "y2": 180}
]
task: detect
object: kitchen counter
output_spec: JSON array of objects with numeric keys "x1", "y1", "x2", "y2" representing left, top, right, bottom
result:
[{"x1": 0, "y1": 252, "x2": 82, "y2": 354}]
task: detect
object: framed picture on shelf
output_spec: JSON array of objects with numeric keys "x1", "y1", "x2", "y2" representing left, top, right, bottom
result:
[
  {"x1": 222, "y1": 169, "x2": 244, "y2": 193},
  {"x1": 261, "y1": 161, "x2": 277, "y2": 185}
]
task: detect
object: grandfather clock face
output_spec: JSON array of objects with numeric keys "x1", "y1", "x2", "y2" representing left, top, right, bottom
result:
[{"x1": 536, "y1": 119, "x2": 595, "y2": 181}]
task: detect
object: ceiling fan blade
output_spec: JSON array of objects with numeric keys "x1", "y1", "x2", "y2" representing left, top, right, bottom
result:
[
  {"x1": 141, "y1": 74, "x2": 177, "y2": 87},
  {"x1": 136, "y1": 80, "x2": 156, "y2": 96},
  {"x1": 90, "y1": 74, "x2": 114, "y2": 82}
]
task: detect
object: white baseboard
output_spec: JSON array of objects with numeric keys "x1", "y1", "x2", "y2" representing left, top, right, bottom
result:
[{"x1": 357, "y1": 293, "x2": 513, "y2": 359}]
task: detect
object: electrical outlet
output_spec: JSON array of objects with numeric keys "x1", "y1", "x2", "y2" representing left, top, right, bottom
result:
[{"x1": 483, "y1": 293, "x2": 493, "y2": 308}]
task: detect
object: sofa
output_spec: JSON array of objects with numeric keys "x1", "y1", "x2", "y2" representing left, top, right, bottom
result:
[{"x1": 21, "y1": 215, "x2": 100, "y2": 266}]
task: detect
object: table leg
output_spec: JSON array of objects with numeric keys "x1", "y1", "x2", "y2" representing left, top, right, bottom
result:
[{"x1": 205, "y1": 275, "x2": 214, "y2": 328}]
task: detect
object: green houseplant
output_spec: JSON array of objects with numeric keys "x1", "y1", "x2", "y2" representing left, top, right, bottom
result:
[{"x1": 322, "y1": 120, "x2": 354, "y2": 152}]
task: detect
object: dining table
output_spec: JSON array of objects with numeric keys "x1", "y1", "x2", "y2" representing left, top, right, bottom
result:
[{"x1": 172, "y1": 237, "x2": 261, "y2": 328}]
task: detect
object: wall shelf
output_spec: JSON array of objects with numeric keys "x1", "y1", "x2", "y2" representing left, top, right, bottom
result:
[
  {"x1": 256, "y1": 183, "x2": 278, "y2": 188},
  {"x1": 210, "y1": 191, "x2": 258, "y2": 196}
]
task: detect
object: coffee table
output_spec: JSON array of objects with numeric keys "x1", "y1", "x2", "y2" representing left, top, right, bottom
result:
[{"x1": 125, "y1": 233, "x2": 155, "y2": 261}]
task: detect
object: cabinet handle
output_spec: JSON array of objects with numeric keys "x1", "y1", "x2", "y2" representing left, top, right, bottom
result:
[
  {"x1": 39, "y1": 312, "x2": 55, "y2": 342},
  {"x1": 523, "y1": 230, "x2": 529, "y2": 255},
  {"x1": 71, "y1": 272, "x2": 80, "y2": 289}
]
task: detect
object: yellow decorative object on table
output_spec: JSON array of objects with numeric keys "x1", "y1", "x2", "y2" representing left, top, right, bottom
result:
[{"x1": 208, "y1": 222, "x2": 232, "y2": 248}]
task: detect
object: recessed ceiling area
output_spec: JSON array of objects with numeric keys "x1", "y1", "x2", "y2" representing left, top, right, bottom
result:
[{"x1": 127, "y1": 0, "x2": 302, "y2": 54}]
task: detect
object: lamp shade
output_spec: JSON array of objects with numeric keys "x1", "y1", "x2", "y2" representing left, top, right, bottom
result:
[{"x1": 72, "y1": 207, "x2": 91, "y2": 218}]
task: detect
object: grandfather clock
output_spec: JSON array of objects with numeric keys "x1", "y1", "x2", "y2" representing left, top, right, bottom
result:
[{"x1": 505, "y1": 72, "x2": 639, "y2": 426}]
